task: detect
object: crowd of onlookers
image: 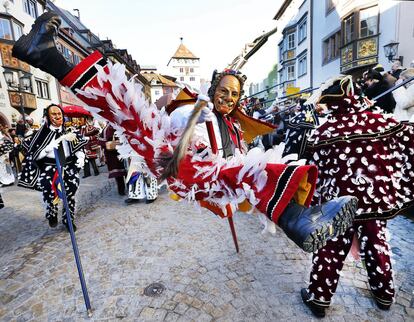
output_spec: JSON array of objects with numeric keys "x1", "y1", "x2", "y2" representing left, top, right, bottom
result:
[
  {"x1": 0, "y1": 116, "x2": 106, "y2": 188},
  {"x1": 0, "y1": 114, "x2": 158, "y2": 206},
  {"x1": 245, "y1": 60, "x2": 414, "y2": 151}
]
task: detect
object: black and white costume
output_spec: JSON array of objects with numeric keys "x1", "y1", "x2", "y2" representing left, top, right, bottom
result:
[
  {"x1": 126, "y1": 156, "x2": 158, "y2": 203},
  {"x1": 19, "y1": 123, "x2": 87, "y2": 227}
]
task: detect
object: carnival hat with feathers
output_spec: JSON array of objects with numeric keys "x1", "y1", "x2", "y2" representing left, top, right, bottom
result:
[{"x1": 306, "y1": 75, "x2": 356, "y2": 105}]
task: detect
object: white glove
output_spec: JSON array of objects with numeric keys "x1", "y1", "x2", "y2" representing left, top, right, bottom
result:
[
  {"x1": 44, "y1": 139, "x2": 59, "y2": 153},
  {"x1": 196, "y1": 94, "x2": 213, "y2": 124},
  {"x1": 75, "y1": 153, "x2": 85, "y2": 169},
  {"x1": 197, "y1": 105, "x2": 214, "y2": 123},
  {"x1": 61, "y1": 132, "x2": 77, "y2": 142}
]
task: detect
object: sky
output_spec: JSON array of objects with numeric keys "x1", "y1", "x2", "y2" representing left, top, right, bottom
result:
[{"x1": 53, "y1": 0, "x2": 283, "y2": 85}]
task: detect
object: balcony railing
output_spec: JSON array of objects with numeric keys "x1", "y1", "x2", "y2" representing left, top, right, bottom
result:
[{"x1": 340, "y1": 34, "x2": 379, "y2": 73}]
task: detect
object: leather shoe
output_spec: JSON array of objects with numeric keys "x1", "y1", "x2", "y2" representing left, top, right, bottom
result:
[
  {"x1": 278, "y1": 196, "x2": 357, "y2": 252},
  {"x1": 301, "y1": 288, "x2": 326, "y2": 318}
]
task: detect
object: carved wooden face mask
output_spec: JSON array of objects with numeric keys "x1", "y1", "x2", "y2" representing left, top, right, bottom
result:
[
  {"x1": 213, "y1": 75, "x2": 241, "y2": 115},
  {"x1": 48, "y1": 106, "x2": 63, "y2": 127}
]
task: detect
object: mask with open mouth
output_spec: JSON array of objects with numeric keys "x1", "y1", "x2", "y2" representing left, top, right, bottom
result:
[{"x1": 213, "y1": 75, "x2": 241, "y2": 115}]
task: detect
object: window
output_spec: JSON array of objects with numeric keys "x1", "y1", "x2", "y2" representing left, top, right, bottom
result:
[
  {"x1": 278, "y1": 70, "x2": 284, "y2": 86},
  {"x1": 360, "y1": 6, "x2": 378, "y2": 38},
  {"x1": 12, "y1": 21, "x2": 22, "y2": 40},
  {"x1": 343, "y1": 14, "x2": 355, "y2": 44},
  {"x1": 61, "y1": 46, "x2": 73, "y2": 63},
  {"x1": 0, "y1": 18, "x2": 12, "y2": 40},
  {"x1": 190, "y1": 68, "x2": 194, "y2": 73},
  {"x1": 279, "y1": 45, "x2": 283, "y2": 61},
  {"x1": 8, "y1": 71, "x2": 33, "y2": 93},
  {"x1": 323, "y1": 31, "x2": 341, "y2": 64},
  {"x1": 36, "y1": 79, "x2": 50, "y2": 99},
  {"x1": 287, "y1": 65, "x2": 295, "y2": 80},
  {"x1": 154, "y1": 90, "x2": 160, "y2": 95},
  {"x1": 298, "y1": 54, "x2": 307, "y2": 76},
  {"x1": 180, "y1": 76, "x2": 184, "y2": 81},
  {"x1": 23, "y1": 0, "x2": 38, "y2": 18},
  {"x1": 326, "y1": 0, "x2": 336, "y2": 14},
  {"x1": 287, "y1": 33, "x2": 295, "y2": 49},
  {"x1": 179, "y1": 67, "x2": 184, "y2": 73},
  {"x1": 298, "y1": 18, "x2": 307, "y2": 43},
  {"x1": 189, "y1": 77, "x2": 195, "y2": 81},
  {"x1": 73, "y1": 54, "x2": 81, "y2": 65}
]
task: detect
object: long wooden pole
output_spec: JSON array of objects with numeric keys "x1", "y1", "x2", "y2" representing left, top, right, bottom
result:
[{"x1": 205, "y1": 120, "x2": 239, "y2": 253}]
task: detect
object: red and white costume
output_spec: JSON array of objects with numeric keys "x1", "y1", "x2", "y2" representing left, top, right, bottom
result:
[{"x1": 60, "y1": 51, "x2": 318, "y2": 224}]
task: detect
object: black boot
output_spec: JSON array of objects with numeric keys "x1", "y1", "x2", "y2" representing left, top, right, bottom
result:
[
  {"x1": 12, "y1": 11, "x2": 73, "y2": 80},
  {"x1": 63, "y1": 217, "x2": 77, "y2": 233},
  {"x1": 91, "y1": 159, "x2": 99, "y2": 176},
  {"x1": 48, "y1": 215, "x2": 58, "y2": 228},
  {"x1": 82, "y1": 160, "x2": 91, "y2": 178},
  {"x1": 278, "y1": 196, "x2": 357, "y2": 253},
  {"x1": 301, "y1": 288, "x2": 326, "y2": 318},
  {"x1": 62, "y1": 211, "x2": 77, "y2": 232}
]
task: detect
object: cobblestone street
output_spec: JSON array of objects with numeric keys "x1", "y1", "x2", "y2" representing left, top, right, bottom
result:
[{"x1": 1, "y1": 175, "x2": 413, "y2": 321}]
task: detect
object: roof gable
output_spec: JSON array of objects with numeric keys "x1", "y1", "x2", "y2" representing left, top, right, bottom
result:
[{"x1": 172, "y1": 44, "x2": 198, "y2": 59}]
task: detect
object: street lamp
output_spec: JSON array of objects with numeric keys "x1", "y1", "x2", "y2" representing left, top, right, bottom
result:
[
  {"x1": 3, "y1": 69, "x2": 32, "y2": 135},
  {"x1": 383, "y1": 41, "x2": 403, "y2": 65}
]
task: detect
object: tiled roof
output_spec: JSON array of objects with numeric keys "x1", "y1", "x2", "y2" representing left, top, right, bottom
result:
[
  {"x1": 142, "y1": 72, "x2": 177, "y2": 87},
  {"x1": 172, "y1": 44, "x2": 198, "y2": 59}
]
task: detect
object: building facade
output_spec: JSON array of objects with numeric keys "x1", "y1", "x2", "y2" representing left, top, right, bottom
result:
[
  {"x1": 312, "y1": 0, "x2": 414, "y2": 86},
  {"x1": 47, "y1": 2, "x2": 151, "y2": 106},
  {"x1": 141, "y1": 66, "x2": 177, "y2": 105},
  {"x1": 275, "y1": 0, "x2": 311, "y2": 98},
  {"x1": 0, "y1": 0, "x2": 61, "y2": 128},
  {"x1": 167, "y1": 39, "x2": 200, "y2": 90},
  {"x1": 274, "y1": 0, "x2": 414, "y2": 95}
]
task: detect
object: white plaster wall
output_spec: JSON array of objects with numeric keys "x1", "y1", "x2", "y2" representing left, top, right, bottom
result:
[
  {"x1": 168, "y1": 58, "x2": 201, "y2": 90},
  {"x1": 311, "y1": 0, "x2": 341, "y2": 87},
  {"x1": 395, "y1": 1, "x2": 414, "y2": 69}
]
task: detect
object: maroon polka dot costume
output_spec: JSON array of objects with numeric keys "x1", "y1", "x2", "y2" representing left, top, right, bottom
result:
[{"x1": 302, "y1": 78, "x2": 414, "y2": 313}]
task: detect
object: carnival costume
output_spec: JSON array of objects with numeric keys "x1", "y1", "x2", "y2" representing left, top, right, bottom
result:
[
  {"x1": 99, "y1": 124, "x2": 127, "y2": 195},
  {"x1": 12, "y1": 11, "x2": 359, "y2": 253},
  {"x1": 0, "y1": 135, "x2": 15, "y2": 186},
  {"x1": 125, "y1": 156, "x2": 158, "y2": 204},
  {"x1": 298, "y1": 77, "x2": 414, "y2": 317},
  {"x1": 0, "y1": 136, "x2": 15, "y2": 209},
  {"x1": 80, "y1": 121, "x2": 100, "y2": 177},
  {"x1": 18, "y1": 105, "x2": 87, "y2": 231}
]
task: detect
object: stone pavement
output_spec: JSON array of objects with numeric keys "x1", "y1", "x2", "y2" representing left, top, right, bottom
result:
[
  {"x1": 0, "y1": 169, "x2": 113, "y2": 263},
  {"x1": 0, "y1": 180, "x2": 413, "y2": 321}
]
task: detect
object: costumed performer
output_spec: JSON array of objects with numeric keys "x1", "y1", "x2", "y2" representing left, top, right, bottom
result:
[
  {"x1": 12, "y1": 11, "x2": 358, "y2": 253},
  {"x1": 298, "y1": 76, "x2": 414, "y2": 317},
  {"x1": 80, "y1": 116, "x2": 100, "y2": 177},
  {"x1": 18, "y1": 104, "x2": 87, "y2": 231},
  {"x1": 124, "y1": 155, "x2": 158, "y2": 205}
]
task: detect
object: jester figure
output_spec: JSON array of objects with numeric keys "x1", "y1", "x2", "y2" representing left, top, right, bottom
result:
[
  {"x1": 297, "y1": 77, "x2": 414, "y2": 317},
  {"x1": 12, "y1": 11, "x2": 358, "y2": 253},
  {"x1": 18, "y1": 104, "x2": 87, "y2": 231}
]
